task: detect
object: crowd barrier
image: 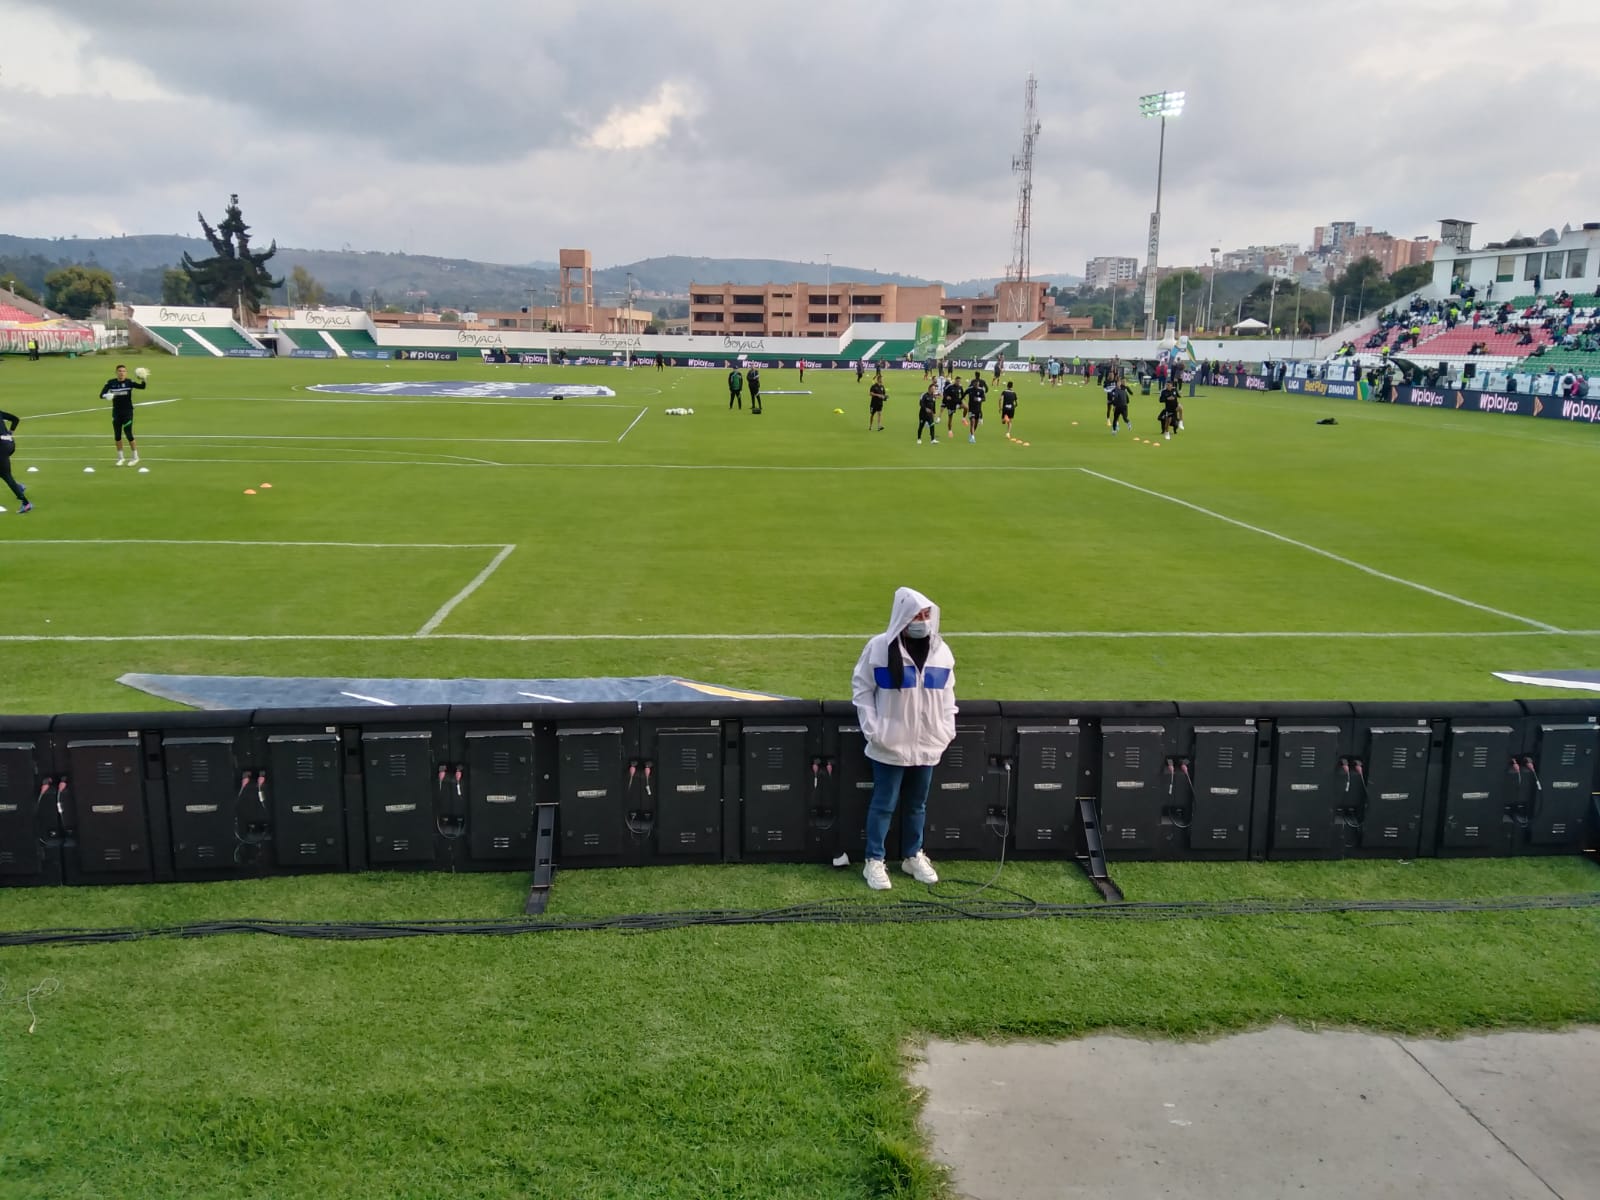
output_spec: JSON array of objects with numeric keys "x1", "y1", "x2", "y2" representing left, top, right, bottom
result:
[{"x1": 2, "y1": 701, "x2": 1595, "y2": 903}]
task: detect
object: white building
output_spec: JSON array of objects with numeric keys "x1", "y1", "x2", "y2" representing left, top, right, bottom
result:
[
  {"x1": 1084, "y1": 256, "x2": 1139, "y2": 288},
  {"x1": 1428, "y1": 220, "x2": 1600, "y2": 297}
]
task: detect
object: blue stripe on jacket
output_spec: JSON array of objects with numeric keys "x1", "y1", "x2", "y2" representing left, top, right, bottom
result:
[{"x1": 874, "y1": 665, "x2": 951, "y2": 689}]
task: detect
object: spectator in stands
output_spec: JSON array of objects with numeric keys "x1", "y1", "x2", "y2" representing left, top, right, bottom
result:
[
  {"x1": 1518, "y1": 329, "x2": 1535, "y2": 346},
  {"x1": 1533, "y1": 273, "x2": 1543, "y2": 297}
]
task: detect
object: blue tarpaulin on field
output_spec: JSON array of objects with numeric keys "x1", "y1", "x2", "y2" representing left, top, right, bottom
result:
[{"x1": 117, "y1": 673, "x2": 791, "y2": 710}]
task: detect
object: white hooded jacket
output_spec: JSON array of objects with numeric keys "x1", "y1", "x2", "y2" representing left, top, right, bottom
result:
[{"x1": 851, "y1": 587, "x2": 958, "y2": 767}]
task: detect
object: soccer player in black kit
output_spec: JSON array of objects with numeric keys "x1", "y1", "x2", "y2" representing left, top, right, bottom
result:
[
  {"x1": 941, "y1": 375, "x2": 965, "y2": 438},
  {"x1": 999, "y1": 382, "x2": 1019, "y2": 438},
  {"x1": 1158, "y1": 380, "x2": 1183, "y2": 439},
  {"x1": 964, "y1": 381, "x2": 985, "y2": 443},
  {"x1": 1, "y1": 409, "x2": 32, "y2": 512},
  {"x1": 100, "y1": 363, "x2": 146, "y2": 465},
  {"x1": 916, "y1": 385, "x2": 939, "y2": 444}
]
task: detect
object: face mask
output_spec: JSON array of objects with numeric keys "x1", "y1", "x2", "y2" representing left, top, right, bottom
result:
[{"x1": 905, "y1": 620, "x2": 929, "y2": 638}]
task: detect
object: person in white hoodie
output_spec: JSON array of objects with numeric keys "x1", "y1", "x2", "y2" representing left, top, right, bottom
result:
[{"x1": 851, "y1": 586, "x2": 958, "y2": 890}]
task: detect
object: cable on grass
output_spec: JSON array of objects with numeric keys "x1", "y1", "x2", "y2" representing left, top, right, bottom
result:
[
  {"x1": 0, "y1": 975, "x2": 61, "y2": 1034},
  {"x1": 0, "y1": 893, "x2": 1595, "y2": 948}
]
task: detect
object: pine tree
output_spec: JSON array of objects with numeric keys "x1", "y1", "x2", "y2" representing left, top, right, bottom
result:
[{"x1": 180, "y1": 194, "x2": 283, "y2": 316}]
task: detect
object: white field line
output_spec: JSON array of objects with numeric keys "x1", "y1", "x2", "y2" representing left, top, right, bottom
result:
[
  {"x1": 617, "y1": 407, "x2": 648, "y2": 442},
  {"x1": 1079, "y1": 468, "x2": 1565, "y2": 633},
  {"x1": 17, "y1": 454, "x2": 1087, "y2": 472},
  {"x1": 31, "y1": 433, "x2": 612, "y2": 446},
  {"x1": 26, "y1": 398, "x2": 180, "y2": 420},
  {"x1": 11, "y1": 538, "x2": 511, "y2": 549},
  {"x1": 415, "y1": 544, "x2": 517, "y2": 636},
  {"x1": 340, "y1": 691, "x2": 397, "y2": 707},
  {"x1": 1, "y1": 630, "x2": 1595, "y2": 645}
]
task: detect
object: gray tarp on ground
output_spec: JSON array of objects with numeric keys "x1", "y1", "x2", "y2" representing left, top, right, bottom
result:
[{"x1": 117, "y1": 673, "x2": 789, "y2": 710}]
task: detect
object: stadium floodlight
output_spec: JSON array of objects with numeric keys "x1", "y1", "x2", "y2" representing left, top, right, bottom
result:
[
  {"x1": 1139, "y1": 90, "x2": 1186, "y2": 118},
  {"x1": 1138, "y1": 90, "x2": 1186, "y2": 338}
]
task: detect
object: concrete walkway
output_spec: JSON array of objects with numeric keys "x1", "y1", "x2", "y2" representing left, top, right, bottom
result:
[{"x1": 914, "y1": 1026, "x2": 1599, "y2": 1199}]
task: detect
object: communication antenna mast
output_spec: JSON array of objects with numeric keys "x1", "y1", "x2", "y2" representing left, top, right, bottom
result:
[{"x1": 1005, "y1": 73, "x2": 1042, "y2": 322}]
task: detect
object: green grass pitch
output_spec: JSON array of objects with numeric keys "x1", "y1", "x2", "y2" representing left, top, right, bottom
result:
[
  {"x1": 2, "y1": 352, "x2": 1597, "y2": 711},
  {"x1": 0, "y1": 353, "x2": 1597, "y2": 1199}
]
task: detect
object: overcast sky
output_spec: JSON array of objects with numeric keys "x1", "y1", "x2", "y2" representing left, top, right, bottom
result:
[{"x1": 3, "y1": 0, "x2": 1596, "y2": 280}]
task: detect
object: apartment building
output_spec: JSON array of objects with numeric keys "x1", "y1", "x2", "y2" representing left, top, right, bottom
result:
[
  {"x1": 1084, "y1": 256, "x2": 1139, "y2": 288},
  {"x1": 688, "y1": 281, "x2": 944, "y2": 337}
]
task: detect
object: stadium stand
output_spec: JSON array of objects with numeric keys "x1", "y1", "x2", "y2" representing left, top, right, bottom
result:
[
  {"x1": 277, "y1": 327, "x2": 335, "y2": 352},
  {"x1": 142, "y1": 326, "x2": 227, "y2": 356},
  {"x1": 870, "y1": 339, "x2": 917, "y2": 359},
  {"x1": 0, "y1": 304, "x2": 36, "y2": 323},
  {"x1": 326, "y1": 328, "x2": 382, "y2": 353},
  {"x1": 1412, "y1": 327, "x2": 1555, "y2": 357},
  {"x1": 950, "y1": 338, "x2": 1011, "y2": 360},
  {"x1": 836, "y1": 338, "x2": 885, "y2": 361},
  {"x1": 200, "y1": 326, "x2": 259, "y2": 352}
]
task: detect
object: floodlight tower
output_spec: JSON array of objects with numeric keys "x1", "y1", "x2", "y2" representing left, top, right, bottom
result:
[
  {"x1": 1004, "y1": 74, "x2": 1043, "y2": 322},
  {"x1": 1139, "y1": 90, "x2": 1185, "y2": 340}
]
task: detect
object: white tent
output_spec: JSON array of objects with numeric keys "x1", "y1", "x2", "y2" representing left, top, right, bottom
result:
[{"x1": 1232, "y1": 317, "x2": 1269, "y2": 332}]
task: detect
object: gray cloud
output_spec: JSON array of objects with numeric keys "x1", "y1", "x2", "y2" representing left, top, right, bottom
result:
[{"x1": 3, "y1": 0, "x2": 1598, "y2": 279}]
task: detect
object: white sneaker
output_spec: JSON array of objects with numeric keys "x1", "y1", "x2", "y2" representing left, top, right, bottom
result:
[
  {"x1": 129, "y1": 453, "x2": 139, "y2": 465},
  {"x1": 863, "y1": 859, "x2": 892, "y2": 891},
  {"x1": 902, "y1": 852, "x2": 939, "y2": 884},
  {"x1": 115, "y1": 456, "x2": 126, "y2": 466}
]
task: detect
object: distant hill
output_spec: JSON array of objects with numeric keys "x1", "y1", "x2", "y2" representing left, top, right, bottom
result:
[
  {"x1": 0, "y1": 233, "x2": 1066, "y2": 310},
  {"x1": 942, "y1": 272, "x2": 1084, "y2": 294}
]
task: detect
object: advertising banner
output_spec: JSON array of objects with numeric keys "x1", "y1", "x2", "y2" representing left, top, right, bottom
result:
[
  {"x1": 288, "y1": 348, "x2": 336, "y2": 359},
  {"x1": 1383, "y1": 385, "x2": 1598, "y2": 423},
  {"x1": 1283, "y1": 377, "x2": 1360, "y2": 400},
  {"x1": 395, "y1": 348, "x2": 458, "y2": 361},
  {"x1": 912, "y1": 315, "x2": 947, "y2": 360},
  {"x1": 223, "y1": 348, "x2": 271, "y2": 358},
  {"x1": 347, "y1": 349, "x2": 393, "y2": 360}
]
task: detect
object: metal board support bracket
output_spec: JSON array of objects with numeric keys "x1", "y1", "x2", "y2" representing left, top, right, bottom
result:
[
  {"x1": 1076, "y1": 797, "x2": 1124, "y2": 902},
  {"x1": 524, "y1": 802, "x2": 558, "y2": 915}
]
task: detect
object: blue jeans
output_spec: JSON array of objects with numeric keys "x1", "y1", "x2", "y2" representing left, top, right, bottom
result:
[{"x1": 865, "y1": 760, "x2": 933, "y2": 862}]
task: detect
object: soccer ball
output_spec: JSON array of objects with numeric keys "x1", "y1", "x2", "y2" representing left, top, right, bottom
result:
[{"x1": 134, "y1": 366, "x2": 150, "y2": 380}]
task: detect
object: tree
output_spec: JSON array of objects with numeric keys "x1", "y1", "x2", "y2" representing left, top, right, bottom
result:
[
  {"x1": 288, "y1": 265, "x2": 327, "y2": 308},
  {"x1": 348, "y1": 288, "x2": 363, "y2": 308},
  {"x1": 0, "y1": 274, "x2": 40, "y2": 304},
  {"x1": 161, "y1": 268, "x2": 196, "y2": 305},
  {"x1": 1329, "y1": 256, "x2": 1393, "y2": 321},
  {"x1": 440, "y1": 309, "x2": 460, "y2": 323},
  {"x1": 1154, "y1": 270, "x2": 1206, "y2": 326},
  {"x1": 1388, "y1": 262, "x2": 1432, "y2": 296},
  {"x1": 44, "y1": 264, "x2": 116, "y2": 318},
  {"x1": 180, "y1": 193, "x2": 283, "y2": 317}
]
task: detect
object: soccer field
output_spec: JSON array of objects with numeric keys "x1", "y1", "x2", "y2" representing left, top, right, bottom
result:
[
  {"x1": 2, "y1": 353, "x2": 1596, "y2": 713},
  {"x1": 2, "y1": 353, "x2": 1598, "y2": 1199}
]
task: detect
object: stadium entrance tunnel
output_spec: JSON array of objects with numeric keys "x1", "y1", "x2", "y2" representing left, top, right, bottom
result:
[{"x1": 1, "y1": 700, "x2": 1595, "y2": 902}]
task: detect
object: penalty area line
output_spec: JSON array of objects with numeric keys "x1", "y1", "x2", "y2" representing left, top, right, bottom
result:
[
  {"x1": 26, "y1": 398, "x2": 180, "y2": 420},
  {"x1": 415, "y1": 545, "x2": 518, "y2": 636},
  {"x1": 617, "y1": 407, "x2": 648, "y2": 442},
  {"x1": 1078, "y1": 469, "x2": 1565, "y2": 634}
]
